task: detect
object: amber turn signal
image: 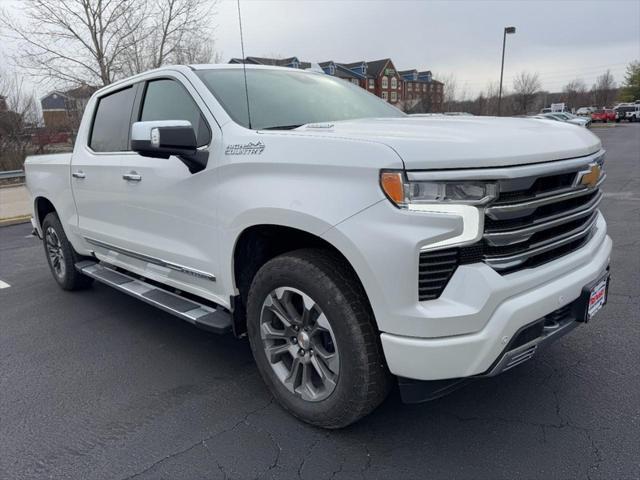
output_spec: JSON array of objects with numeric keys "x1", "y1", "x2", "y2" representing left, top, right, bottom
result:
[{"x1": 380, "y1": 171, "x2": 405, "y2": 205}]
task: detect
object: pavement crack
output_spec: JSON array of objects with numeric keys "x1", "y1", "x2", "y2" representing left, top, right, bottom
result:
[{"x1": 119, "y1": 397, "x2": 274, "y2": 480}]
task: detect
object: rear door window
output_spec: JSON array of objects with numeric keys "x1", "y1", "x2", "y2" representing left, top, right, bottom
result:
[
  {"x1": 140, "y1": 79, "x2": 211, "y2": 147},
  {"x1": 89, "y1": 87, "x2": 136, "y2": 152}
]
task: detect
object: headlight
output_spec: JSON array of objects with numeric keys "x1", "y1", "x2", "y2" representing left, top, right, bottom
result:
[{"x1": 380, "y1": 171, "x2": 498, "y2": 209}]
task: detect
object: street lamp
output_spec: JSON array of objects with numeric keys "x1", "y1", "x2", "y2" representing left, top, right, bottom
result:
[{"x1": 498, "y1": 26, "x2": 516, "y2": 116}]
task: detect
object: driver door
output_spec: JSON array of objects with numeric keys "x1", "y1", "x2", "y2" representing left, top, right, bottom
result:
[{"x1": 104, "y1": 75, "x2": 224, "y2": 302}]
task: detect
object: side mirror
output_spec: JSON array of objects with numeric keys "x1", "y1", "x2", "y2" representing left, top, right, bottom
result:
[{"x1": 131, "y1": 120, "x2": 207, "y2": 173}]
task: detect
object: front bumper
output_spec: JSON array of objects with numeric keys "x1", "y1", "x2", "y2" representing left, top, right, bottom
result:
[{"x1": 380, "y1": 226, "x2": 612, "y2": 382}]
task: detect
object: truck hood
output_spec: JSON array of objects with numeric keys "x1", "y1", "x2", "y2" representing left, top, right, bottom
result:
[{"x1": 296, "y1": 116, "x2": 602, "y2": 169}]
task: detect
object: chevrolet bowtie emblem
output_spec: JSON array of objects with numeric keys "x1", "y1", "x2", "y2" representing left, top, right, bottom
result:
[{"x1": 577, "y1": 164, "x2": 601, "y2": 189}]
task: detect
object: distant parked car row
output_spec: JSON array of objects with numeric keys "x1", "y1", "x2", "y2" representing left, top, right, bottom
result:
[{"x1": 530, "y1": 112, "x2": 591, "y2": 127}]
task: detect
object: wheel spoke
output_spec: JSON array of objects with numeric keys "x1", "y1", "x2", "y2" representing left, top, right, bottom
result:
[
  {"x1": 311, "y1": 355, "x2": 337, "y2": 389},
  {"x1": 261, "y1": 322, "x2": 288, "y2": 341},
  {"x1": 297, "y1": 362, "x2": 319, "y2": 401},
  {"x1": 283, "y1": 357, "x2": 302, "y2": 389},
  {"x1": 265, "y1": 342, "x2": 291, "y2": 363},
  {"x1": 266, "y1": 294, "x2": 294, "y2": 328},
  {"x1": 312, "y1": 344, "x2": 339, "y2": 373}
]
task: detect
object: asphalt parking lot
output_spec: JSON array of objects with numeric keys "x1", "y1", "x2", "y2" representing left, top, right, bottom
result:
[{"x1": 1, "y1": 123, "x2": 639, "y2": 480}]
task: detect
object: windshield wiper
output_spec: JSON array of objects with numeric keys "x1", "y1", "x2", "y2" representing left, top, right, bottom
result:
[{"x1": 260, "y1": 124, "x2": 304, "y2": 130}]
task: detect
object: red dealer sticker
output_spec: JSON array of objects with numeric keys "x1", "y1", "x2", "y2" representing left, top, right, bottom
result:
[{"x1": 588, "y1": 278, "x2": 608, "y2": 320}]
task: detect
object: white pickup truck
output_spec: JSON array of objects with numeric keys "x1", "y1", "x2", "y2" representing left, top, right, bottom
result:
[{"x1": 25, "y1": 64, "x2": 612, "y2": 428}]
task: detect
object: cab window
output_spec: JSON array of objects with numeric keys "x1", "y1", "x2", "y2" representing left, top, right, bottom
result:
[
  {"x1": 140, "y1": 79, "x2": 211, "y2": 147},
  {"x1": 90, "y1": 86, "x2": 136, "y2": 152}
]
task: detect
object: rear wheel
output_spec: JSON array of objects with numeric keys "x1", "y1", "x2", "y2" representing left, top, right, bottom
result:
[
  {"x1": 42, "y1": 213, "x2": 94, "y2": 290},
  {"x1": 246, "y1": 249, "x2": 391, "y2": 428}
]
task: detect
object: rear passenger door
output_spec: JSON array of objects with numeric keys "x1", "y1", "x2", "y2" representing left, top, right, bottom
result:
[{"x1": 72, "y1": 85, "x2": 138, "y2": 246}]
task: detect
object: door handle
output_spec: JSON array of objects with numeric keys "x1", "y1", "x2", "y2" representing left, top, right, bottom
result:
[
  {"x1": 122, "y1": 171, "x2": 142, "y2": 182},
  {"x1": 72, "y1": 170, "x2": 86, "y2": 179}
]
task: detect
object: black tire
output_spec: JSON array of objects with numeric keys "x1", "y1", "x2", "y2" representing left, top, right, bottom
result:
[
  {"x1": 41, "y1": 212, "x2": 94, "y2": 291},
  {"x1": 246, "y1": 248, "x2": 392, "y2": 428}
]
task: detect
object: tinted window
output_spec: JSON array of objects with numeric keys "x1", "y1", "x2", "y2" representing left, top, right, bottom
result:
[
  {"x1": 90, "y1": 87, "x2": 136, "y2": 152},
  {"x1": 141, "y1": 79, "x2": 210, "y2": 146},
  {"x1": 195, "y1": 68, "x2": 404, "y2": 130}
]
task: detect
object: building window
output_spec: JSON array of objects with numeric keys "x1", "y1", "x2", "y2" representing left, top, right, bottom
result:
[
  {"x1": 381, "y1": 76, "x2": 388, "y2": 89},
  {"x1": 391, "y1": 77, "x2": 397, "y2": 89},
  {"x1": 408, "y1": 83, "x2": 412, "y2": 92},
  {"x1": 368, "y1": 78, "x2": 374, "y2": 89},
  {"x1": 351, "y1": 78, "x2": 359, "y2": 85},
  {"x1": 381, "y1": 91, "x2": 388, "y2": 101},
  {"x1": 391, "y1": 91, "x2": 397, "y2": 102}
]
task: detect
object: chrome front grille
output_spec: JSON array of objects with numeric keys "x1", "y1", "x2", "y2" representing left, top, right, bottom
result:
[
  {"x1": 415, "y1": 152, "x2": 606, "y2": 301},
  {"x1": 479, "y1": 165, "x2": 605, "y2": 274}
]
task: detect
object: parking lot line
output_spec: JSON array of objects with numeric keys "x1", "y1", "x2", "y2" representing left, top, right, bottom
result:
[{"x1": 0, "y1": 280, "x2": 11, "y2": 289}]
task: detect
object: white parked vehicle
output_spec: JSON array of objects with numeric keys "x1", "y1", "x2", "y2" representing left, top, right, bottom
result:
[
  {"x1": 25, "y1": 65, "x2": 612, "y2": 427},
  {"x1": 614, "y1": 103, "x2": 640, "y2": 122},
  {"x1": 541, "y1": 112, "x2": 591, "y2": 127},
  {"x1": 576, "y1": 106, "x2": 596, "y2": 117}
]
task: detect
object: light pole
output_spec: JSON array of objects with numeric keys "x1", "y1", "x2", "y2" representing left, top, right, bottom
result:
[{"x1": 498, "y1": 26, "x2": 516, "y2": 116}]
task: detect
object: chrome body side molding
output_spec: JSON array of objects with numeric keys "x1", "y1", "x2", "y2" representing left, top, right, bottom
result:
[{"x1": 84, "y1": 237, "x2": 216, "y2": 282}]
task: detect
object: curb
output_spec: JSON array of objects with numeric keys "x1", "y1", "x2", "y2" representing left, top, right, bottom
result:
[{"x1": 0, "y1": 215, "x2": 31, "y2": 227}]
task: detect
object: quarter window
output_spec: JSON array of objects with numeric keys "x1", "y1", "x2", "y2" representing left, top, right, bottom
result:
[
  {"x1": 141, "y1": 79, "x2": 211, "y2": 147},
  {"x1": 90, "y1": 86, "x2": 136, "y2": 152}
]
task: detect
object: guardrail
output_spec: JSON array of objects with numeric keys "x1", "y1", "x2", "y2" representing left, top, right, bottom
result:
[{"x1": 0, "y1": 170, "x2": 25, "y2": 180}]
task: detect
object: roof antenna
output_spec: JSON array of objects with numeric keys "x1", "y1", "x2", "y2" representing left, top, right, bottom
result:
[{"x1": 236, "y1": 0, "x2": 252, "y2": 129}]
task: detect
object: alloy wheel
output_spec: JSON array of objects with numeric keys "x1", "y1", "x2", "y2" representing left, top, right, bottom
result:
[{"x1": 259, "y1": 287, "x2": 339, "y2": 402}]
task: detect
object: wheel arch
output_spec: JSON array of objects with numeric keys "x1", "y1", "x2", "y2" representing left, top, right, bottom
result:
[
  {"x1": 230, "y1": 223, "x2": 375, "y2": 337},
  {"x1": 33, "y1": 196, "x2": 57, "y2": 230}
]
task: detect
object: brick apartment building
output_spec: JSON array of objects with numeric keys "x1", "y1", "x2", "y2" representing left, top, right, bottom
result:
[
  {"x1": 230, "y1": 56, "x2": 444, "y2": 112},
  {"x1": 40, "y1": 85, "x2": 97, "y2": 131}
]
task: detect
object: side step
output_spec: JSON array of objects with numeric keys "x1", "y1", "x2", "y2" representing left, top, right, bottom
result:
[{"x1": 75, "y1": 261, "x2": 232, "y2": 334}]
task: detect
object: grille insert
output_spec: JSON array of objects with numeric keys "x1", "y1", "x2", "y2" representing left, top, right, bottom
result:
[{"x1": 418, "y1": 249, "x2": 458, "y2": 301}]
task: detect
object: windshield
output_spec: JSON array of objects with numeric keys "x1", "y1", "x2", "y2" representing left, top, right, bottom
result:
[{"x1": 196, "y1": 68, "x2": 405, "y2": 130}]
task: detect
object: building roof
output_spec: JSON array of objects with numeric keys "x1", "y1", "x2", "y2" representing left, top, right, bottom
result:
[
  {"x1": 398, "y1": 69, "x2": 418, "y2": 76},
  {"x1": 365, "y1": 59, "x2": 392, "y2": 77},
  {"x1": 65, "y1": 85, "x2": 98, "y2": 99}
]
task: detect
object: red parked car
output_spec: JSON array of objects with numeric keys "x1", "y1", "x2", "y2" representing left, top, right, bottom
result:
[{"x1": 591, "y1": 109, "x2": 616, "y2": 122}]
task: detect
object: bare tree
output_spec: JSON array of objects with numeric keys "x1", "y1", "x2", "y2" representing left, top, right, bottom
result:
[
  {"x1": 591, "y1": 70, "x2": 616, "y2": 108},
  {"x1": 1, "y1": 0, "x2": 218, "y2": 87},
  {"x1": 0, "y1": 68, "x2": 39, "y2": 170},
  {"x1": 434, "y1": 72, "x2": 457, "y2": 112},
  {"x1": 512, "y1": 71, "x2": 541, "y2": 114},
  {"x1": 562, "y1": 79, "x2": 588, "y2": 110},
  {"x1": 0, "y1": 0, "x2": 147, "y2": 87},
  {"x1": 122, "y1": 0, "x2": 218, "y2": 75}
]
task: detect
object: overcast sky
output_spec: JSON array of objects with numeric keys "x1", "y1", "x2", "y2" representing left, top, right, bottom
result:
[
  {"x1": 2, "y1": 0, "x2": 639, "y2": 98},
  {"x1": 215, "y1": 0, "x2": 640, "y2": 96}
]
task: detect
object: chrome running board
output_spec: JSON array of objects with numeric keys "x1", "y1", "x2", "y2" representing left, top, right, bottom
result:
[{"x1": 75, "y1": 261, "x2": 231, "y2": 334}]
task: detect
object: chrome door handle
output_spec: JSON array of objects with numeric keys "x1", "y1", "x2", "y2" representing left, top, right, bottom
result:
[
  {"x1": 72, "y1": 170, "x2": 86, "y2": 179},
  {"x1": 122, "y1": 171, "x2": 142, "y2": 182}
]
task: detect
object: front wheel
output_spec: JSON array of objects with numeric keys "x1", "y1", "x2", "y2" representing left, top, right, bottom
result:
[
  {"x1": 246, "y1": 249, "x2": 391, "y2": 428},
  {"x1": 41, "y1": 213, "x2": 94, "y2": 290}
]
